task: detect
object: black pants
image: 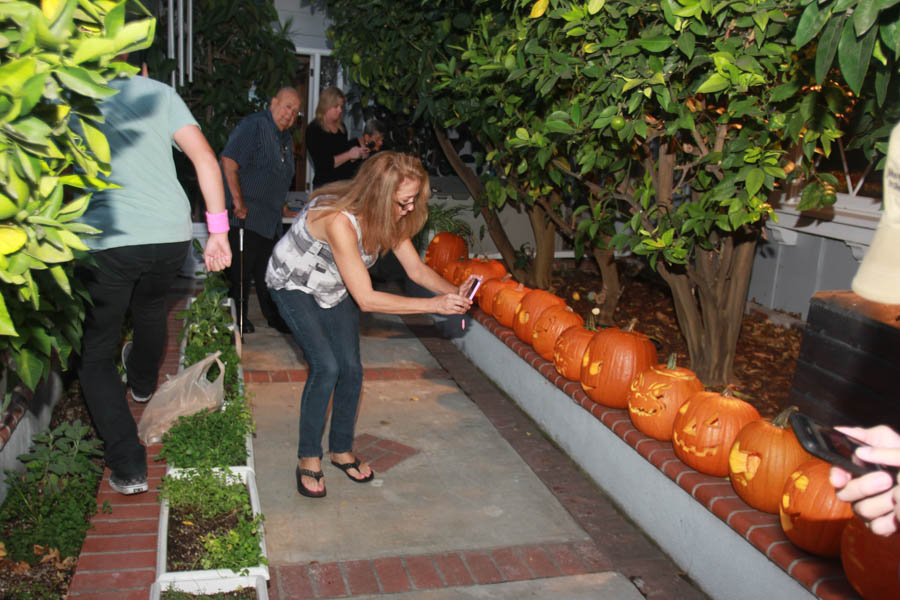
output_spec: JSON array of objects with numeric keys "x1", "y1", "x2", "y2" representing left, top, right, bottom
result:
[
  {"x1": 226, "y1": 228, "x2": 281, "y2": 325},
  {"x1": 77, "y1": 241, "x2": 189, "y2": 479}
]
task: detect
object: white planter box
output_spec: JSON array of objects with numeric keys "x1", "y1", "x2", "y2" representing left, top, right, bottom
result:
[
  {"x1": 166, "y1": 433, "x2": 255, "y2": 475},
  {"x1": 149, "y1": 575, "x2": 268, "y2": 599},
  {"x1": 156, "y1": 468, "x2": 269, "y2": 586}
]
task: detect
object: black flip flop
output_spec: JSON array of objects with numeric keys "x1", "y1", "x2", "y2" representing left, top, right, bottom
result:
[
  {"x1": 296, "y1": 466, "x2": 326, "y2": 497},
  {"x1": 330, "y1": 458, "x2": 374, "y2": 483}
]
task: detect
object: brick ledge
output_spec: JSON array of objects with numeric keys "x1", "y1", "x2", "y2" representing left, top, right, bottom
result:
[{"x1": 455, "y1": 309, "x2": 858, "y2": 600}]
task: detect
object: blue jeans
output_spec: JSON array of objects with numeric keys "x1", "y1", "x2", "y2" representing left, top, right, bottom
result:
[
  {"x1": 77, "y1": 241, "x2": 189, "y2": 478},
  {"x1": 271, "y1": 289, "x2": 364, "y2": 459}
]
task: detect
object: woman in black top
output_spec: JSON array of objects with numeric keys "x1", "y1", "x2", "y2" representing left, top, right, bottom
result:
[{"x1": 306, "y1": 87, "x2": 369, "y2": 188}]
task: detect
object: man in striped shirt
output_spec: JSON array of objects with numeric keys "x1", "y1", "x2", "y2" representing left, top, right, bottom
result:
[{"x1": 222, "y1": 87, "x2": 301, "y2": 333}]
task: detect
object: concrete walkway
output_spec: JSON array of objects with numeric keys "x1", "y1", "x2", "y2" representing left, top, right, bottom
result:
[{"x1": 241, "y1": 292, "x2": 707, "y2": 600}]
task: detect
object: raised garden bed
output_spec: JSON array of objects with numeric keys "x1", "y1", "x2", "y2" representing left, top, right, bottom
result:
[
  {"x1": 453, "y1": 310, "x2": 860, "y2": 600},
  {"x1": 155, "y1": 467, "x2": 269, "y2": 589}
]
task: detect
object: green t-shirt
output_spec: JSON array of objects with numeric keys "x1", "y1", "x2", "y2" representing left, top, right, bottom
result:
[{"x1": 81, "y1": 76, "x2": 198, "y2": 250}]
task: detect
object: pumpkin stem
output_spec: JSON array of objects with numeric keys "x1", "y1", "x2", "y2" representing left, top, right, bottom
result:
[
  {"x1": 772, "y1": 405, "x2": 799, "y2": 429},
  {"x1": 586, "y1": 308, "x2": 599, "y2": 331},
  {"x1": 624, "y1": 317, "x2": 638, "y2": 332},
  {"x1": 666, "y1": 353, "x2": 678, "y2": 370}
]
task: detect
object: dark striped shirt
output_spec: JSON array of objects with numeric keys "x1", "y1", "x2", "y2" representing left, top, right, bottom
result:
[{"x1": 222, "y1": 109, "x2": 294, "y2": 239}]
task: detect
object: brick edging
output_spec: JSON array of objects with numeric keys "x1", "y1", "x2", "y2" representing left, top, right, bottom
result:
[{"x1": 440, "y1": 309, "x2": 858, "y2": 600}]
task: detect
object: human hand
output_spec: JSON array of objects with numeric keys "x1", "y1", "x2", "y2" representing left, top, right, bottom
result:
[
  {"x1": 350, "y1": 145, "x2": 370, "y2": 161},
  {"x1": 433, "y1": 292, "x2": 472, "y2": 315},
  {"x1": 203, "y1": 233, "x2": 232, "y2": 272},
  {"x1": 829, "y1": 425, "x2": 900, "y2": 536},
  {"x1": 232, "y1": 201, "x2": 248, "y2": 220}
]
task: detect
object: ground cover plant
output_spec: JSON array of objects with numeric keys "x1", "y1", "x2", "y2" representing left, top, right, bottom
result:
[
  {"x1": 161, "y1": 468, "x2": 265, "y2": 574},
  {"x1": 0, "y1": 419, "x2": 102, "y2": 600}
]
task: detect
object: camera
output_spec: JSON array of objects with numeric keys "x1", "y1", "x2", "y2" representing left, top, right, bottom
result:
[{"x1": 366, "y1": 141, "x2": 376, "y2": 150}]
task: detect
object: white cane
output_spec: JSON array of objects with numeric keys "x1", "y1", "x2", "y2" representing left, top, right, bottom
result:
[{"x1": 239, "y1": 219, "x2": 245, "y2": 342}]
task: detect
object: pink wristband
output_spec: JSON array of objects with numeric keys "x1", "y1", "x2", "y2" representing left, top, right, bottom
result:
[{"x1": 205, "y1": 210, "x2": 230, "y2": 233}]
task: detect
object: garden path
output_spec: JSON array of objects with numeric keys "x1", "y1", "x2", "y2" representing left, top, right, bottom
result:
[{"x1": 68, "y1": 280, "x2": 707, "y2": 599}]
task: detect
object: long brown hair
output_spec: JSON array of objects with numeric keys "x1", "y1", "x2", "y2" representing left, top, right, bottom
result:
[
  {"x1": 310, "y1": 152, "x2": 430, "y2": 255},
  {"x1": 314, "y1": 87, "x2": 346, "y2": 134}
]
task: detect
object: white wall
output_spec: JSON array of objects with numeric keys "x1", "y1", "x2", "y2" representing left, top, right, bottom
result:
[{"x1": 274, "y1": 0, "x2": 332, "y2": 50}]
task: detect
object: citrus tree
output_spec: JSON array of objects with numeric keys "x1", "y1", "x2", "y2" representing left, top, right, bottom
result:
[
  {"x1": 325, "y1": 0, "x2": 567, "y2": 288},
  {"x1": 0, "y1": 0, "x2": 155, "y2": 397},
  {"x1": 504, "y1": 0, "x2": 900, "y2": 384}
]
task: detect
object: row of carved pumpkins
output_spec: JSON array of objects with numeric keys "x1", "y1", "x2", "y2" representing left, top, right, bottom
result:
[{"x1": 424, "y1": 233, "x2": 899, "y2": 599}]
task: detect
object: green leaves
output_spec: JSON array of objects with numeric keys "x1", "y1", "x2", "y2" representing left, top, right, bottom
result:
[{"x1": 0, "y1": 0, "x2": 152, "y2": 392}]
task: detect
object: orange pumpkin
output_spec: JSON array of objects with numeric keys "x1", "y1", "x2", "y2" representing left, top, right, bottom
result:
[
  {"x1": 841, "y1": 515, "x2": 900, "y2": 599},
  {"x1": 553, "y1": 326, "x2": 595, "y2": 382},
  {"x1": 779, "y1": 458, "x2": 853, "y2": 557},
  {"x1": 728, "y1": 407, "x2": 813, "y2": 514},
  {"x1": 580, "y1": 319, "x2": 657, "y2": 409},
  {"x1": 492, "y1": 284, "x2": 531, "y2": 329},
  {"x1": 671, "y1": 389, "x2": 760, "y2": 476},
  {"x1": 513, "y1": 290, "x2": 566, "y2": 344},
  {"x1": 478, "y1": 275, "x2": 518, "y2": 315},
  {"x1": 443, "y1": 258, "x2": 470, "y2": 286},
  {"x1": 627, "y1": 354, "x2": 703, "y2": 442},
  {"x1": 532, "y1": 305, "x2": 584, "y2": 361},
  {"x1": 462, "y1": 257, "x2": 507, "y2": 284},
  {"x1": 424, "y1": 233, "x2": 468, "y2": 276}
]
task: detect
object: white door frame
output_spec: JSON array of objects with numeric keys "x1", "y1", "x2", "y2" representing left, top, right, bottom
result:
[{"x1": 295, "y1": 46, "x2": 344, "y2": 192}]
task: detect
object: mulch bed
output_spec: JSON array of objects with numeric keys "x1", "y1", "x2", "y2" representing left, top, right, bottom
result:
[
  {"x1": 553, "y1": 262, "x2": 802, "y2": 420},
  {"x1": 166, "y1": 506, "x2": 241, "y2": 572}
]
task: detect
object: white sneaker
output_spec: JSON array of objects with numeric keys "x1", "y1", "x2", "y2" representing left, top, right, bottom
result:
[{"x1": 109, "y1": 472, "x2": 149, "y2": 495}]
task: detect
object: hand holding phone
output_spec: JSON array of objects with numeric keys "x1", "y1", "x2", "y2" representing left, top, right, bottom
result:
[
  {"x1": 461, "y1": 275, "x2": 483, "y2": 301},
  {"x1": 789, "y1": 412, "x2": 899, "y2": 477}
]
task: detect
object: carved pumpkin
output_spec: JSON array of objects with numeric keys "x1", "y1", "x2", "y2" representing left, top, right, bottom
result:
[
  {"x1": 492, "y1": 284, "x2": 531, "y2": 329},
  {"x1": 553, "y1": 325, "x2": 595, "y2": 382},
  {"x1": 532, "y1": 305, "x2": 584, "y2": 361},
  {"x1": 424, "y1": 233, "x2": 467, "y2": 277},
  {"x1": 462, "y1": 257, "x2": 507, "y2": 285},
  {"x1": 478, "y1": 275, "x2": 518, "y2": 315},
  {"x1": 514, "y1": 290, "x2": 566, "y2": 344},
  {"x1": 442, "y1": 258, "x2": 470, "y2": 286},
  {"x1": 779, "y1": 458, "x2": 853, "y2": 557},
  {"x1": 671, "y1": 389, "x2": 760, "y2": 476},
  {"x1": 841, "y1": 516, "x2": 900, "y2": 600},
  {"x1": 627, "y1": 354, "x2": 703, "y2": 442},
  {"x1": 728, "y1": 406, "x2": 813, "y2": 514},
  {"x1": 580, "y1": 319, "x2": 657, "y2": 409}
]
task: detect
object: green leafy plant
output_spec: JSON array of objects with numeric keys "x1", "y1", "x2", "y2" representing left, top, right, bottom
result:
[
  {"x1": 177, "y1": 272, "x2": 241, "y2": 393},
  {"x1": 413, "y1": 202, "x2": 474, "y2": 252},
  {"x1": 0, "y1": 420, "x2": 103, "y2": 562},
  {"x1": 160, "y1": 468, "x2": 266, "y2": 573},
  {"x1": 158, "y1": 395, "x2": 253, "y2": 469},
  {"x1": 0, "y1": 0, "x2": 155, "y2": 392}
]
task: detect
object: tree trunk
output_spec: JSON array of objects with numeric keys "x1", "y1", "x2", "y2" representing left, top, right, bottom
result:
[
  {"x1": 526, "y1": 198, "x2": 556, "y2": 288},
  {"x1": 658, "y1": 230, "x2": 759, "y2": 387},
  {"x1": 590, "y1": 245, "x2": 620, "y2": 324}
]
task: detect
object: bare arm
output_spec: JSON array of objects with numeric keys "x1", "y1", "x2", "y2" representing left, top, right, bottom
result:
[
  {"x1": 333, "y1": 143, "x2": 368, "y2": 168},
  {"x1": 392, "y1": 238, "x2": 462, "y2": 295},
  {"x1": 173, "y1": 124, "x2": 231, "y2": 270},
  {"x1": 325, "y1": 213, "x2": 470, "y2": 315}
]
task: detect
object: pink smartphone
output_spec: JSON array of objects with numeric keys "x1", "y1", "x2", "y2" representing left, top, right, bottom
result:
[{"x1": 464, "y1": 276, "x2": 483, "y2": 300}]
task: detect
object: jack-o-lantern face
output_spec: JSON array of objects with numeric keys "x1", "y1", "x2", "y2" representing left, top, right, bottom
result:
[
  {"x1": 726, "y1": 407, "x2": 813, "y2": 514},
  {"x1": 671, "y1": 390, "x2": 760, "y2": 476},
  {"x1": 779, "y1": 458, "x2": 853, "y2": 557}
]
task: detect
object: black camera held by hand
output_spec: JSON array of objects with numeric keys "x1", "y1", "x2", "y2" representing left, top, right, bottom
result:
[{"x1": 366, "y1": 141, "x2": 376, "y2": 150}]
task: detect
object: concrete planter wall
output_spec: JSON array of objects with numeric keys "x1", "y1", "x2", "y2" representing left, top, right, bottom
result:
[
  {"x1": 0, "y1": 367, "x2": 64, "y2": 504},
  {"x1": 150, "y1": 575, "x2": 268, "y2": 600},
  {"x1": 453, "y1": 313, "x2": 857, "y2": 600}
]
